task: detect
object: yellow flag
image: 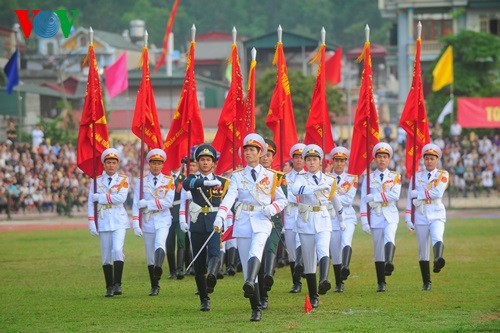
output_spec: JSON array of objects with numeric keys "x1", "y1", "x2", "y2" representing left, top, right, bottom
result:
[{"x1": 432, "y1": 45, "x2": 453, "y2": 91}]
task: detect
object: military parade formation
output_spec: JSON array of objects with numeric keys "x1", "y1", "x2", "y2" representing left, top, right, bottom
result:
[{"x1": 87, "y1": 134, "x2": 449, "y2": 322}]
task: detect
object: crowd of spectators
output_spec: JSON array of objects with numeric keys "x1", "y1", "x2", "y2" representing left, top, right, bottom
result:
[{"x1": 1, "y1": 127, "x2": 499, "y2": 217}]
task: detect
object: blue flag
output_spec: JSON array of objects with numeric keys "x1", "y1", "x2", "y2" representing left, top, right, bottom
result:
[{"x1": 4, "y1": 50, "x2": 19, "y2": 94}]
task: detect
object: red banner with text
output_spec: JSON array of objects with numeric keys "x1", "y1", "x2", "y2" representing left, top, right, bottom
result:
[{"x1": 457, "y1": 97, "x2": 500, "y2": 128}]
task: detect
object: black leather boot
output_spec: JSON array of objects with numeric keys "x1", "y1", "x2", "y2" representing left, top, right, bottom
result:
[
  {"x1": 148, "y1": 265, "x2": 160, "y2": 296},
  {"x1": 419, "y1": 260, "x2": 432, "y2": 291},
  {"x1": 225, "y1": 247, "x2": 237, "y2": 276},
  {"x1": 176, "y1": 248, "x2": 185, "y2": 280},
  {"x1": 375, "y1": 261, "x2": 386, "y2": 292},
  {"x1": 113, "y1": 260, "x2": 124, "y2": 295},
  {"x1": 195, "y1": 275, "x2": 210, "y2": 311},
  {"x1": 206, "y1": 256, "x2": 220, "y2": 294},
  {"x1": 306, "y1": 273, "x2": 319, "y2": 308},
  {"x1": 318, "y1": 256, "x2": 331, "y2": 295},
  {"x1": 243, "y1": 257, "x2": 261, "y2": 298},
  {"x1": 217, "y1": 251, "x2": 225, "y2": 279},
  {"x1": 293, "y1": 246, "x2": 304, "y2": 280},
  {"x1": 102, "y1": 264, "x2": 114, "y2": 297},
  {"x1": 153, "y1": 248, "x2": 166, "y2": 280},
  {"x1": 289, "y1": 262, "x2": 302, "y2": 293},
  {"x1": 333, "y1": 264, "x2": 344, "y2": 292},
  {"x1": 433, "y1": 241, "x2": 446, "y2": 273},
  {"x1": 249, "y1": 285, "x2": 262, "y2": 321},
  {"x1": 258, "y1": 271, "x2": 268, "y2": 310},
  {"x1": 340, "y1": 245, "x2": 352, "y2": 281},
  {"x1": 167, "y1": 248, "x2": 176, "y2": 279},
  {"x1": 263, "y1": 251, "x2": 276, "y2": 292},
  {"x1": 384, "y1": 242, "x2": 396, "y2": 276}
]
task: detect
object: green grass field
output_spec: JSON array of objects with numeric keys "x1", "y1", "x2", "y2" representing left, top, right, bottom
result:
[{"x1": 0, "y1": 218, "x2": 498, "y2": 333}]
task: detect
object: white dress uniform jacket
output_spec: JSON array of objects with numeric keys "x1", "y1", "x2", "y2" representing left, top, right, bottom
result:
[
  {"x1": 330, "y1": 172, "x2": 358, "y2": 230},
  {"x1": 217, "y1": 165, "x2": 287, "y2": 238},
  {"x1": 360, "y1": 169, "x2": 401, "y2": 228},
  {"x1": 292, "y1": 172, "x2": 336, "y2": 234},
  {"x1": 284, "y1": 168, "x2": 304, "y2": 231},
  {"x1": 88, "y1": 172, "x2": 130, "y2": 232},
  {"x1": 132, "y1": 173, "x2": 175, "y2": 233},
  {"x1": 406, "y1": 169, "x2": 449, "y2": 225}
]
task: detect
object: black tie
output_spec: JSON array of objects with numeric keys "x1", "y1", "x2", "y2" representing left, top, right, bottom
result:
[
  {"x1": 251, "y1": 169, "x2": 257, "y2": 181},
  {"x1": 204, "y1": 176, "x2": 209, "y2": 181},
  {"x1": 153, "y1": 177, "x2": 158, "y2": 186},
  {"x1": 313, "y1": 175, "x2": 319, "y2": 185},
  {"x1": 337, "y1": 176, "x2": 341, "y2": 184},
  {"x1": 108, "y1": 177, "x2": 112, "y2": 186},
  {"x1": 380, "y1": 173, "x2": 384, "y2": 182},
  {"x1": 427, "y1": 173, "x2": 431, "y2": 180}
]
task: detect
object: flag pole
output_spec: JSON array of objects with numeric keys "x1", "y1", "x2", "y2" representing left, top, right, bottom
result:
[
  {"x1": 321, "y1": 27, "x2": 326, "y2": 172},
  {"x1": 186, "y1": 25, "x2": 196, "y2": 175},
  {"x1": 89, "y1": 27, "x2": 99, "y2": 229},
  {"x1": 138, "y1": 31, "x2": 149, "y2": 228},
  {"x1": 364, "y1": 25, "x2": 371, "y2": 227},
  {"x1": 278, "y1": 25, "x2": 284, "y2": 171},
  {"x1": 411, "y1": 23, "x2": 422, "y2": 225},
  {"x1": 232, "y1": 27, "x2": 237, "y2": 171}
]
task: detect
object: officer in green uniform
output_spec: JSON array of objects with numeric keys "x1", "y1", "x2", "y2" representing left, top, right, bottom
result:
[{"x1": 258, "y1": 139, "x2": 285, "y2": 309}]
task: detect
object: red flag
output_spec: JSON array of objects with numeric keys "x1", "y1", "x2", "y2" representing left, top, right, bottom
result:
[
  {"x1": 154, "y1": 0, "x2": 180, "y2": 73},
  {"x1": 77, "y1": 44, "x2": 110, "y2": 178},
  {"x1": 325, "y1": 47, "x2": 342, "y2": 85},
  {"x1": 105, "y1": 52, "x2": 128, "y2": 98},
  {"x1": 266, "y1": 42, "x2": 298, "y2": 170},
  {"x1": 347, "y1": 42, "x2": 380, "y2": 176},
  {"x1": 163, "y1": 41, "x2": 204, "y2": 173},
  {"x1": 399, "y1": 37, "x2": 430, "y2": 176},
  {"x1": 304, "y1": 44, "x2": 335, "y2": 153},
  {"x1": 221, "y1": 224, "x2": 234, "y2": 242},
  {"x1": 242, "y1": 56, "x2": 257, "y2": 145},
  {"x1": 132, "y1": 47, "x2": 163, "y2": 150},
  {"x1": 304, "y1": 295, "x2": 313, "y2": 314},
  {"x1": 213, "y1": 44, "x2": 245, "y2": 174}
]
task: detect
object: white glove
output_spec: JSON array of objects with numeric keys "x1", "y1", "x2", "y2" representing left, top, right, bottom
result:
[
  {"x1": 88, "y1": 221, "x2": 99, "y2": 236},
  {"x1": 139, "y1": 199, "x2": 148, "y2": 208},
  {"x1": 132, "y1": 220, "x2": 143, "y2": 237},
  {"x1": 362, "y1": 223, "x2": 371, "y2": 235},
  {"x1": 406, "y1": 219, "x2": 415, "y2": 232},
  {"x1": 339, "y1": 221, "x2": 346, "y2": 231},
  {"x1": 263, "y1": 204, "x2": 276, "y2": 218},
  {"x1": 366, "y1": 194, "x2": 375, "y2": 202},
  {"x1": 315, "y1": 184, "x2": 329, "y2": 192},
  {"x1": 204, "y1": 179, "x2": 222, "y2": 187},
  {"x1": 180, "y1": 221, "x2": 189, "y2": 232},
  {"x1": 213, "y1": 216, "x2": 223, "y2": 233},
  {"x1": 92, "y1": 193, "x2": 100, "y2": 202},
  {"x1": 411, "y1": 190, "x2": 418, "y2": 198}
]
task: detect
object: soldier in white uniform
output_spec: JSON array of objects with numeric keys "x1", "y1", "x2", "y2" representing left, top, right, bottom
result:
[
  {"x1": 405, "y1": 143, "x2": 449, "y2": 291},
  {"x1": 214, "y1": 133, "x2": 287, "y2": 322},
  {"x1": 291, "y1": 144, "x2": 344, "y2": 309},
  {"x1": 284, "y1": 143, "x2": 305, "y2": 293},
  {"x1": 132, "y1": 149, "x2": 175, "y2": 296},
  {"x1": 87, "y1": 148, "x2": 130, "y2": 297},
  {"x1": 360, "y1": 142, "x2": 401, "y2": 292},
  {"x1": 328, "y1": 146, "x2": 358, "y2": 292}
]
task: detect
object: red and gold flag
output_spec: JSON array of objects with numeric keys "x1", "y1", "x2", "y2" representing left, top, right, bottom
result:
[
  {"x1": 304, "y1": 44, "x2": 335, "y2": 153},
  {"x1": 347, "y1": 41, "x2": 379, "y2": 176},
  {"x1": 213, "y1": 44, "x2": 245, "y2": 174},
  {"x1": 399, "y1": 37, "x2": 430, "y2": 176},
  {"x1": 132, "y1": 47, "x2": 163, "y2": 149},
  {"x1": 154, "y1": 0, "x2": 181, "y2": 73},
  {"x1": 325, "y1": 47, "x2": 342, "y2": 86},
  {"x1": 77, "y1": 44, "x2": 109, "y2": 177},
  {"x1": 163, "y1": 41, "x2": 204, "y2": 173},
  {"x1": 266, "y1": 42, "x2": 298, "y2": 170},
  {"x1": 242, "y1": 56, "x2": 257, "y2": 147}
]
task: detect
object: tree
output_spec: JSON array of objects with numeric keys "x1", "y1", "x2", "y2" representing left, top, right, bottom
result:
[
  {"x1": 255, "y1": 69, "x2": 344, "y2": 139},
  {"x1": 426, "y1": 30, "x2": 500, "y2": 134}
]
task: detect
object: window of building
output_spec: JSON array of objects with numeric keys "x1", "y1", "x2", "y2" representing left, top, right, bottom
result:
[
  {"x1": 480, "y1": 16, "x2": 500, "y2": 36},
  {"x1": 414, "y1": 13, "x2": 453, "y2": 40}
]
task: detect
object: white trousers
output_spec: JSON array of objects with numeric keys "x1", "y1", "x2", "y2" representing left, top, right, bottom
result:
[
  {"x1": 329, "y1": 230, "x2": 342, "y2": 264},
  {"x1": 341, "y1": 222, "x2": 356, "y2": 248},
  {"x1": 237, "y1": 232, "x2": 268, "y2": 282},
  {"x1": 371, "y1": 223, "x2": 398, "y2": 262},
  {"x1": 299, "y1": 231, "x2": 331, "y2": 274},
  {"x1": 415, "y1": 222, "x2": 445, "y2": 260},
  {"x1": 99, "y1": 229, "x2": 126, "y2": 265},
  {"x1": 284, "y1": 229, "x2": 301, "y2": 262}
]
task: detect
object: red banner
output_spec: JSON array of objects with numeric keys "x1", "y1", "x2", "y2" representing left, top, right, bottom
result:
[{"x1": 458, "y1": 97, "x2": 500, "y2": 128}]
